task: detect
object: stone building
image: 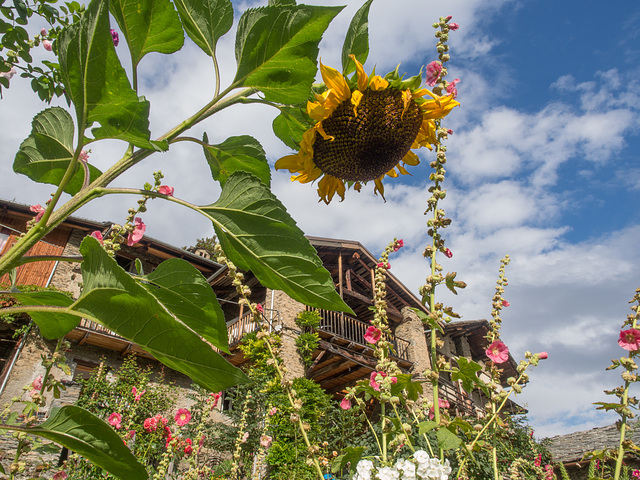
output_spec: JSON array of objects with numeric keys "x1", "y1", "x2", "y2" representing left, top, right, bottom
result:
[{"x1": 0, "y1": 199, "x2": 519, "y2": 446}]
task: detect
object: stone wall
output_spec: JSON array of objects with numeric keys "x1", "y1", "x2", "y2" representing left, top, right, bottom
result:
[
  {"x1": 265, "y1": 289, "x2": 306, "y2": 380},
  {"x1": 396, "y1": 307, "x2": 433, "y2": 399}
]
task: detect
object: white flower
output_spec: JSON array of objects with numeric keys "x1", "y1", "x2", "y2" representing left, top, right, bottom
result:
[
  {"x1": 413, "y1": 450, "x2": 430, "y2": 465},
  {"x1": 376, "y1": 466, "x2": 400, "y2": 480},
  {"x1": 395, "y1": 458, "x2": 417, "y2": 480},
  {"x1": 354, "y1": 460, "x2": 375, "y2": 480}
]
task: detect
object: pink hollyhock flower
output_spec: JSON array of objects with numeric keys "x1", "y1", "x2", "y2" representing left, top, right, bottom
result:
[
  {"x1": 174, "y1": 408, "x2": 191, "y2": 426},
  {"x1": 444, "y1": 15, "x2": 452, "y2": 21},
  {"x1": 30, "y1": 204, "x2": 45, "y2": 222},
  {"x1": 127, "y1": 217, "x2": 146, "y2": 246},
  {"x1": 632, "y1": 470, "x2": 640, "y2": 479},
  {"x1": 110, "y1": 29, "x2": 119, "y2": 46},
  {"x1": 241, "y1": 431, "x2": 249, "y2": 443},
  {"x1": 447, "y1": 129, "x2": 453, "y2": 135},
  {"x1": 340, "y1": 397, "x2": 351, "y2": 410},
  {"x1": 486, "y1": 340, "x2": 509, "y2": 363},
  {"x1": 210, "y1": 392, "x2": 222, "y2": 409},
  {"x1": 108, "y1": 412, "x2": 122, "y2": 429},
  {"x1": 158, "y1": 185, "x2": 174, "y2": 196},
  {"x1": 155, "y1": 413, "x2": 168, "y2": 426},
  {"x1": 364, "y1": 326, "x2": 382, "y2": 344},
  {"x1": 534, "y1": 453, "x2": 542, "y2": 467},
  {"x1": 132, "y1": 387, "x2": 146, "y2": 401},
  {"x1": 619, "y1": 329, "x2": 640, "y2": 351},
  {"x1": 127, "y1": 430, "x2": 136, "y2": 439},
  {"x1": 143, "y1": 416, "x2": 157, "y2": 432},
  {"x1": 446, "y1": 78, "x2": 460, "y2": 98},
  {"x1": 269, "y1": 406, "x2": 277, "y2": 415},
  {"x1": 376, "y1": 262, "x2": 390, "y2": 270},
  {"x1": 42, "y1": 40, "x2": 52, "y2": 51},
  {"x1": 444, "y1": 248, "x2": 453, "y2": 258},
  {"x1": 256, "y1": 303, "x2": 264, "y2": 313},
  {"x1": 40, "y1": 28, "x2": 48, "y2": 36},
  {"x1": 90, "y1": 231, "x2": 104, "y2": 244},
  {"x1": 429, "y1": 398, "x2": 450, "y2": 419},
  {"x1": 538, "y1": 352, "x2": 548, "y2": 360},
  {"x1": 32, "y1": 375, "x2": 43, "y2": 391},
  {"x1": 502, "y1": 300, "x2": 510, "y2": 307},
  {"x1": 184, "y1": 438, "x2": 193, "y2": 455},
  {"x1": 78, "y1": 150, "x2": 89, "y2": 162},
  {"x1": 449, "y1": 22, "x2": 460, "y2": 31},
  {"x1": 370, "y1": 371, "x2": 387, "y2": 391},
  {"x1": 393, "y1": 239, "x2": 404, "y2": 251},
  {"x1": 426, "y1": 61, "x2": 442, "y2": 86},
  {"x1": 52, "y1": 472, "x2": 68, "y2": 480},
  {"x1": 260, "y1": 435, "x2": 272, "y2": 448}
]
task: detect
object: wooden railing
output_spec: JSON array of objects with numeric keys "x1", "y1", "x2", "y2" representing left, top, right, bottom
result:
[
  {"x1": 227, "y1": 312, "x2": 258, "y2": 347},
  {"x1": 438, "y1": 377, "x2": 479, "y2": 417},
  {"x1": 77, "y1": 318, "x2": 122, "y2": 338},
  {"x1": 313, "y1": 309, "x2": 411, "y2": 362}
]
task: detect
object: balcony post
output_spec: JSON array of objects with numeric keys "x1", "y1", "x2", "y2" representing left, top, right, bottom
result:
[{"x1": 397, "y1": 307, "x2": 434, "y2": 398}]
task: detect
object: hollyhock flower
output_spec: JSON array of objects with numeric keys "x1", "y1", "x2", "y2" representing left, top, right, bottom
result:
[
  {"x1": 110, "y1": 29, "x2": 119, "y2": 46},
  {"x1": 486, "y1": 340, "x2": 509, "y2": 363},
  {"x1": 158, "y1": 185, "x2": 174, "y2": 196},
  {"x1": 538, "y1": 352, "x2": 548, "y2": 360},
  {"x1": 632, "y1": 470, "x2": 640, "y2": 479},
  {"x1": 184, "y1": 438, "x2": 193, "y2": 455},
  {"x1": 108, "y1": 412, "x2": 122, "y2": 429},
  {"x1": 447, "y1": 129, "x2": 453, "y2": 135},
  {"x1": 534, "y1": 453, "x2": 542, "y2": 467},
  {"x1": 256, "y1": 303, "x2": 264, "y2": 313},
  {"x1": 156, "y1": 413, "x2": 168, "y2": 426},
  {"x1": 426, "y1": 61, "x2": 442, "y2": 86},
  {"x1": 79, "y1": 150, "x2": 89, "y2": 162},
  {"x1": 449, "y1": 22, "x2": 460, "y2": 30},
  {"x1": 502, "y1": 300, "x2": 510, "y2": 307},
  {"x1": 40, "y1": 28, "x2": 48, "y2": 36},
  {"x1": 429, "y1": 398, "x2": 450, "y2": 419},
  {"x1": 340, "y1": 397, "x2": 351, "y2": 410},
  {"x1": 90, "y1": 231, "x2": 104, "y2": 244},
  {"x1": 0, "y1": 67, "x2": 16, "y2": 85},
  {"x1": 53, "y1": 472, "x2": 68, "y2": 480},
  {"x1": 444, "y1": 15, "x2": 452, "y2": 21},
  {"x1": 376, "y1": 466, "x2": 398, "y2": 480},
  {"x1": 174, "y1": 408, "x2": 191, "y2": 426},
  {"x1": 443, "y1": 248, "x2": 453, "y2": 258},
  {"x1": 241, "y1": 431, "x2": 249, "y2": 443},
  {"x1": 132, "y1": 386, "x2": 146, "y2": 401},
  {"x1": 619, "y1": 329, "x2": 640, "y2": 351},
  {"x1": 268, "y1": 406, "x2": 277, "y2": 416},
  {"x1": 127, "y1": 430, "x2": 136, "y2": 439},
  {"x1": 446, "y1": 78, "x2": 460, "y2": 98},
  {"x1": 355, "y1": 459, "x2": 374, "y2": 480},
  {"x1": 127, "y1": 217, "x2": 146, "y2": 246},
  {"x1": 393, "y1": 239, "x2": 404, "y2": 251},
  {"x1": 370, "y1": 371, "x2": 387, "y2": 391},
  {"x1": 364, "y1": 326, "x2": 382, "y2": 344},
  {"x1": 30, "y1": 204, "x2": 45, "y2": 222},
  {"x1": 42, "y1": 40, "x2": 53, "y2": 51},
  {"x1": 210, "y1": 391, "x2": 222, "y2": 409},
  {"x1": 260, "y1": 435, "x2": 272, "y2": 448},
  {"x1": 32, "y1": 375, "x2": 43, "y2": 391},
  {"x1": 377, "y1": 262, "x2": 390, "y2": 270},
  {"x1": 143, "y1": 416, "x2": 157, "y2": 432}
]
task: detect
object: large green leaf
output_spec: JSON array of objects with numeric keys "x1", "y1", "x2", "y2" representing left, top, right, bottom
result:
[
  {"x1": 139, "y1": 258, "x2": 229, "y2": 353},
  {"x1": 11, "y1": 291, "x2": 79, "y2": 339},
  {"x1": 341, "y1": 0, "x2": 372, "y2": 76},
  {"x1": 21, "y1": 406, "x2": 147, "y2": 480},
  {"x1": 57, "y1": 0, "x2": 164, "y2": 150},
  {"x1": 200, "y1": 172, "x2": 352, "y2": 313},
  {"x1": 173, "y1": 0, "x2": 232, "y2": 58},
  {"x1": 72, "y1": 237, "x2": 247, "y2": 392},
  {"x1": 110, "y1": 0, "x2": 184, "y2": 67},
  {"x1": 272, "y1": 105, "x2": 310, "y2": 150},
  {"x1": 233, "y1": 4, "x2": 343, "y2": 103},
  {"x1": 202, "y1": 134, "x2": 271, "y2": 187},
  {"x1": 13, "y1": 107, "x2": 102, "y2": 195}
]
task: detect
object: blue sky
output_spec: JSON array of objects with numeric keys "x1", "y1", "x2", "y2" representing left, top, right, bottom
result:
[{"x1": 1, "y1": 0, "x2": 639, "y2": 439}]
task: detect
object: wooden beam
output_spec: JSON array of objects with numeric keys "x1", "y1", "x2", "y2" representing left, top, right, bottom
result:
[
  {"x1": 343, "y1": 288, "x2": 373, "y2": 305},
  {"x1": 306, "y1": 350, "x2": 327, "y2": 377},
  {"x1": 311, "y1": 358, "x2": 354, "y2": 380},
  {"x1": 78, "y1": 331, "x2": 90, "y2": 346},
  {"x1": 338, "y1": 252, "x2": 343, "y2": 299}
]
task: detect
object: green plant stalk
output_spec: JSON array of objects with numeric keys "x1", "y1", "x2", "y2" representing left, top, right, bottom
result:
[
  {"x1": 409, "y1": 409, "x2": 435, "y2": 457},
  {"x1": 391, "y1": 402, "x2": 414, "y2": 452},
  {"x1": 0, "y1": 86, "x2": 255, "y2": 277},
  {"x1": 491, "y1": 402, "x2": 499, "y2": 480},
  {"x1": 381, "y1": 401, "x2": 387, "y2": 463},
  {"x1": 614, "y1": 304, "x2": 640, "y2": 480}
]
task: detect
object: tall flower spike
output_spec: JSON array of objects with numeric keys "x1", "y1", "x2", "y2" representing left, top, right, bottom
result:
[{"x1": 275, "y1": 55, "x2": 459, "y2": 203}]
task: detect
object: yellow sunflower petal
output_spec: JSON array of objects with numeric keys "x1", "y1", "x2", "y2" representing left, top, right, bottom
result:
[
  {"x1": 320, "y1": 60, "x2": 350, "y2": 103},
  {"x1": 315, "y1": 122, "x2": 334, "y2": 141},
  {"x1": 396, "y1": 164, "x2": 410, "y2": 176},
  {"x1": 354, "y1": 181, "x2": 362, "y2": 192},
  {"x1": 294, "y1": 167, "x2": 323, "y2": 184},
  {"x1": 373, "y1": 178, "x2": 386, "y2": 201},
  {"x1": 411, "y1": 88, "x2": 430, "y2": 99},
  {"x1": 403, "y1": 150, "x2": 420, "y2": 166},
  {"x1": 275, "y1": 154, "x2": 303, "y2": 172},
  {"x1": 386, "y1": 168, "x2": 399, "y2": 178},
  {"x1": 307, "y1": 100, "x2": 329, "y2": 121},
  {"x1": 401, "y1": 89, "x2": 412, "y2": 119},
  {"x1": 300, "y1": 127, "x2": 316, "y2": 156},
  {"x1": 369, "y1": 75, "x2": 389, "y2": 91},
  {"x1": 350, "y1": 54, "x2": 369, "y2": 91},
  {"x1": 317, "y1": 175, "x2": 346, "y2": 204},
  {"x1": 351, "y1": 89, "x2": 363, "y2": 116}
]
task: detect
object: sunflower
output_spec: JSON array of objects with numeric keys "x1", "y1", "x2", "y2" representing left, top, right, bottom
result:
[{"x1": 275, "y1": 55, "x2": 459, "y2": 204}]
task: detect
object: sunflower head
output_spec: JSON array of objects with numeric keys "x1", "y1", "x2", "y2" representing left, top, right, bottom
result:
[{"x1": 275, "y1": 55, "x2": 459, "y2": 204}]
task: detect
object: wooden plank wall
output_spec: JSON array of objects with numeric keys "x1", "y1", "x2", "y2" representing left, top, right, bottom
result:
[{"x1": 0, "y1": 215, "x2": 71, "y2": 287}]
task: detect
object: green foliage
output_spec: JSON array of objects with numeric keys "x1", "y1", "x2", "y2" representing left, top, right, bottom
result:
[
  {"x1": 296, "y1": 310, "x2": 321, "y2": 329},
  {"x1": 11, "y1": 290, "x2": 78, "y2": 339},
  {"x1": 272, "y1": 105, "x2": 311, "y2": 149},
  {"x1": 201, "y1": 172, "x2": 352, "y2": 313},
  {"x1": 13, "y1": 107, "x2": 102, "y2": 195},
  {"x1": 341, "y1": 0, "x2": 372, "y2": 75},
  {"x1": 233, "y1": 4, "x2": 344, "y2": 103},
  {"x1": 173, "y1": 0, "x2": 233, "y2": 58},
  {"x1": 202, "y1": 134, "x2": 271, "y2": 187},
  {"x1": 295, "y1": 332, "x2": 319, "y2": 368}
]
